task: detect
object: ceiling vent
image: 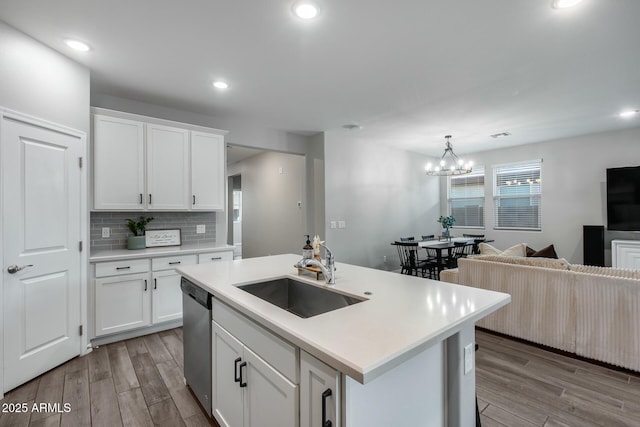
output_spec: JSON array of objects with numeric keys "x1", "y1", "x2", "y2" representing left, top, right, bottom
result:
[{"x1": 490, "y1": 132, "x2": 512, "y2": 139}]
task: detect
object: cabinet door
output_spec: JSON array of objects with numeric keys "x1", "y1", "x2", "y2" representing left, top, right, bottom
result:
[
  {"x1": 93, "y1": 115, "x2": 145, "y2": 210},
  {"x1": 213, "y1": 322, "x2": 245, "y2": 427},
  {"x1": 243, "y1": 347, "x2": 298, "y2": 427},
  {"x1": 191, "y1": 131, "x2": 225, "y2": 210},
  {"x1": 151, "y1": 270, "x2": 183, "y2": 323},
  {"x1": 300, "y1": 351, "x2": 340, "y2": 427},
  {"x1": 95, "y1": 273, "x2": 151, "y2": 336},
  {"x1": 147, "y1": 124, "x2": 190, "y2": 210}
]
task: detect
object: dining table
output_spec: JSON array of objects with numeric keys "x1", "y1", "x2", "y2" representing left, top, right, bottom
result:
[{"x1": 418, "y1": 238, "x2": 493, "y2": 280}]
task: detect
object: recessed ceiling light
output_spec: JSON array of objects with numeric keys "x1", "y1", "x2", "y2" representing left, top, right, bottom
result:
[
  {"x1": 293, "y1": 1, "x2": 319, "y2": 19},
  {"x1": 619, "y1": 110, "x2": 639, "y2": 118},
  {"x1": 551, "y1": 0, "x2": 584, "y2": 9},
  {"x1": 213, "y1": 81, "x2": 229, "y2": 89},
  {"x1": 64, "y1": 39, "x2": 90, "y2": 52}
]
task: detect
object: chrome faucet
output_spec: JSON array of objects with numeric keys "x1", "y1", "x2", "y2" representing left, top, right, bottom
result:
[{"x1": 296, "y1": 243, "x2": 336, "y2": 284}]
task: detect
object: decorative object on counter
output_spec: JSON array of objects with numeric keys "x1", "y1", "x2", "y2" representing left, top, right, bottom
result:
[
  {"x1": 437, "y1": 215, "x2": 455, "y2": 240},
  {"x1": 146, "y1": 229, "x2": 182, "y2": 247},
  {"x1": 425, "y1": 135, "x2": 473, "y2": 176},
  {"x1": 302, "y1": 235, "x2": 313, "y2": 259},
  {"x1": 126, "y1": 216, "x2": 154, "y2": 249},
  {"x1": 313, "y1": 234, "x2": 321, "y2": 260}
]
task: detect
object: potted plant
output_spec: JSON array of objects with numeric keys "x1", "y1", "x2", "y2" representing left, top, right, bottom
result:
[
  {"x1": 126, "y1": 216, "x2": 154, "y2": 250},
  {"x1": 437, "y1": 215, "x2": 456, "y2": 239}
]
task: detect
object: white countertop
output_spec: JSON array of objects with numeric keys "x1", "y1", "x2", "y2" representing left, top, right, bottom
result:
[
  {"x1": 177, "y1": 254, "x2": 510, "y2": 384},
  {"x1": 90, "y1": 242, "x2": 235, "y2": 262}
]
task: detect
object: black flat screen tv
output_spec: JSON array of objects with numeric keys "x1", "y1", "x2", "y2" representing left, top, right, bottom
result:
[{"x1": 607, "y1": 166, "x2": 640, "y2": 231}]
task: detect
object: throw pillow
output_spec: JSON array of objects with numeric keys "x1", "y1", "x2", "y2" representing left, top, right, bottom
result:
[
  {"x1": 528, "y1": 244, "x2": 558, "y2": 259},
  {"x1": 478, "y1": 242, "x2": 527, "y2": 257},
  {"x1": 526, "y1": 246, "x2": 536, "y2": 257}
]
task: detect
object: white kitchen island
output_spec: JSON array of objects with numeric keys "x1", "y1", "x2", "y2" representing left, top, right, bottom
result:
[{"x1": 177, "y1": 254, "x2": 510, "y2": 427}]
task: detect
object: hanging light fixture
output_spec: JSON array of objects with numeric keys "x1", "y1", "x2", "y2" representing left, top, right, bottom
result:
[{"x1": 425, "y1": 135, "x2": 473, "y2": 176}]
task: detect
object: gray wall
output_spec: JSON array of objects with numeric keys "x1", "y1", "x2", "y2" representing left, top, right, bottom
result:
[
  {"x1": 439, "y1": 126, "x2": 640, "y2": 264},
  {"x1": 0, "y1": 21, "x2": 90, "y2": 134},
  {"x1": 324, "y1": 130, "x2": 440, "y2": 269},
  {"x1": 90, "y1": 212, "x2": 216, "y2": 251},
  {"x1": 305, "y1": 133, "x2": 325, "y2": 239},
  {"x1": 228, "y1": 151, "x2": 306, "y2": 258}
]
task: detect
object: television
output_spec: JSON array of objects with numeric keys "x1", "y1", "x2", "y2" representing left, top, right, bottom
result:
[{"x1": 607, "y1": 166, "x2": 640, "y2": 231}]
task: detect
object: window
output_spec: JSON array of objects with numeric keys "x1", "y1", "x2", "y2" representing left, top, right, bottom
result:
[
  {"x1": 493, "y1": 160, "x2": 542, "y2": 230},
  {"x1": 232, "y1": 190, "x2": 242, "y2": 222},
  {"x1": 448, "y1": 167, "x2": 485, "y2": 228}
]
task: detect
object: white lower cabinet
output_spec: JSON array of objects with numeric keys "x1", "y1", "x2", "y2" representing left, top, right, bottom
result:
[
  {"x1": 212, "y1": 321, "x2": 298, "y2": 427},
  {"x1": 95, "y1": 272, "x2": 151, "y2": 336},
  {"x1": 151, "y1": 270, "x2": 183, "y2": 323},
  {"x1": 300, "y1": 351, "x2": 340, "y2": 427}
]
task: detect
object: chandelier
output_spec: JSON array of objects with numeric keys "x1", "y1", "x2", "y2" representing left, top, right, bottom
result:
[{"x1": 425, "y1": 135, "x2": 473, "y2": 176}]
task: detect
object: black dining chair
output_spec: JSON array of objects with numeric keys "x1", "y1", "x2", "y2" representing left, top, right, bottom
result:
[
  {"x1": 421, "y1": 246, "x2": 440, "y2": 279},
  {"x1": 399, "y1": 236, "x2": 415, "y2": 242},
  {"x1": 421, "y1": 234, "x2": 436, "y2": 241},
  {"x1": 448, "y1": 242, "x2": 473, "y2": 268},
  {"x1": 393, "y1": 241, "x2": 429, "y2": 277},
  {"x1": 463, "y1": 234, "x2": 485, "y2": 254}
]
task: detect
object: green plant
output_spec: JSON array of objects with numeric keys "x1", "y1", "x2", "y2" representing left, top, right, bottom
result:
[
  {"x1": 437, "y1": 215, "x2": 456, "y2": 229},
  {"x1": 126, "y1": 216, "x2": 154, "y2": 236}
]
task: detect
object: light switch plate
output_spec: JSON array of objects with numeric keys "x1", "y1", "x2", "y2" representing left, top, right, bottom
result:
[
  {"x1": 338, "y1": 221, "x2": 346, "y2": 229},
  {"x1": 196, "y1": 224, "x2": 206, "y2": 234},
  {"x1": 464, "y1": 343, "x2": 474, "y2": 374},
  {"x1": 330, "y1": 221, "x2": 337, "y2": 229},
  {"x1": 101, "y1": 227, "x2": 110, "y2": 238}
]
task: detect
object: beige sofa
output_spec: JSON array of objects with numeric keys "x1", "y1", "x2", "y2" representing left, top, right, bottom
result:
[{"x1": 440, "y1": 256, "x2": 640, "y2": 372}]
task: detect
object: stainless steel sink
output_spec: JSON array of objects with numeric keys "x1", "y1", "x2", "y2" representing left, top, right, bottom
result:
[{"x1": 238, "y1": 277, "x2": 365, "y2": 318}]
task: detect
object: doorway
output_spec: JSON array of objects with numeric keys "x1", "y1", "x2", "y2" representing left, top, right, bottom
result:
[{"x1": 226, "y1": 145, "x2": 307, "y2": 258}]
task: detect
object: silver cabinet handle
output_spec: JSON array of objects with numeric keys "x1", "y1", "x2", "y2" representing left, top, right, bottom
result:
[{"x1": 7, "y1": 264, "x2": 33, "y2": 274}]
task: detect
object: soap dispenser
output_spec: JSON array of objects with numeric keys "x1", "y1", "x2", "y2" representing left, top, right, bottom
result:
[{"x1": 302, "y1": 235, "x2": 313, "y2": 260}]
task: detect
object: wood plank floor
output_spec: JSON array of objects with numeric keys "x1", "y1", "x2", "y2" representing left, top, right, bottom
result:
[
  {"x1": 0, "y1": 329, "x2": 219, "y2": 427},
  {"x1": 476, "y1": 329, "x2": 640, "y2": 427},
  {"x1": 2, "y1": 328, "x2": 640, "y2": 426}
]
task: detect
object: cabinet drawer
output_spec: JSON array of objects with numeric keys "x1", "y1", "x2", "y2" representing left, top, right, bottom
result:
[
  {"x1": 212, "y1": 298, "x2": 298, "y2": 384},
  {"x1": 95, "y1": 258, "x2": 150, "y2": 278},
  {"x1": 198, "y1": 250, "x2": 233, "y2": 263},
  {"x1": 152, "y1": 254, "x2": 197, "y2": 271}
]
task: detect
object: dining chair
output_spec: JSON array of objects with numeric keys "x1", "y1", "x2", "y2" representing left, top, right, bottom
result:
[
  {"x1": 448, "y1": 242, "x2": 473, "y2": 268},
  {"x1": 421, "y1": 234, "x2": 435, "y2": 241},
  {"x1": 399, "y1": 236, "x2": 415, "y2": 242},
  {"x1": 393, "y1": 242, "x2": 429, "y2": 277},
  {"x1": 463, "y1": 234, "x2": 485, "y2": 254},
  {"x1": 421, "y1": 246, "x2": 440, "y2": 279}
]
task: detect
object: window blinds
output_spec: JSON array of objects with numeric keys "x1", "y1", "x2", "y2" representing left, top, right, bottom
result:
[
  {"x1": 448, "y1": 167, "x2": 485, "y2": 227},
  {"x1": 493, "y1": 161, "x2": 542, "y2": 230}
]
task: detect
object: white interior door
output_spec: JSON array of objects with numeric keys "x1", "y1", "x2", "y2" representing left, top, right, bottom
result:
[{"x1": 2, "y1": 113, "x2": 82, "y2": 392}]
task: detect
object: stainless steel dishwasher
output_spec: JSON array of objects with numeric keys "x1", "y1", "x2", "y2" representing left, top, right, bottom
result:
[{"x1": 181, "y1": 277, "x2": 212, "y2": 416}]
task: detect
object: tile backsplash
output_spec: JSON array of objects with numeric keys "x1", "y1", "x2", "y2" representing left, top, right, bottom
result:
[{"x1": 90, "y1": 211, "x2": 217, "y2": 252}]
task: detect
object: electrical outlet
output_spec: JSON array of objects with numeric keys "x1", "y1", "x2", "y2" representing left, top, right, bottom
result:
[
  {"x1": 196, "y1": 224, "x2": 206, "y2": 234},
  {"x1": 464, "y1": 343, "x2": 474, "y2": 374},
  {"x1": 101, "y1": 227, "x2": 110, "y2": 238}
]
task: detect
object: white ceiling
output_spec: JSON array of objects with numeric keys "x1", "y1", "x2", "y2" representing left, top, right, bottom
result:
[{"x1": 1, "y1": 0, "x2": 639, "y2": 156}]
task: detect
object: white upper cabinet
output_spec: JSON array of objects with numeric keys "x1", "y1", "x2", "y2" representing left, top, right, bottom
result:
[
  {"x1": 92, "y1": 110, "x2": 226, "y2": 211},
  {"x1": 147, "y1": 124, "x2": 190, "y2": 210},
  {"x1": 191, "y1": 131, "x2": 225, "y2": 210},
  {"x1": 93, "y1": 115, "x2": 145, "y2": 210}
]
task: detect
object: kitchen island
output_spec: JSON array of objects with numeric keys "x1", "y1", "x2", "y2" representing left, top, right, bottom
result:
[{"x1": 177, "y1": 254, "x2": 510, "y2": 427}]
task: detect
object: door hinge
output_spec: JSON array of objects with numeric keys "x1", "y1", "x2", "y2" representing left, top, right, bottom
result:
[
  {"x1": 79, "y1": 325, "x2": 83, "y2": 336},
  {"x1": 79, "y1": 241, "x2": 83, "y2": 252},
  {"x1": 79, "y1": 157, "x2": 83, "y2": 168}
]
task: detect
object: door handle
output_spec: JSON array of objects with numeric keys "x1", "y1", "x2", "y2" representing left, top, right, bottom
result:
[
  {"x1": 322, "y1": 388, "x2": 332, "y2": 427},
  {"x1": 7, "y1": 264, "x2": 33, "y2": 274}
]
